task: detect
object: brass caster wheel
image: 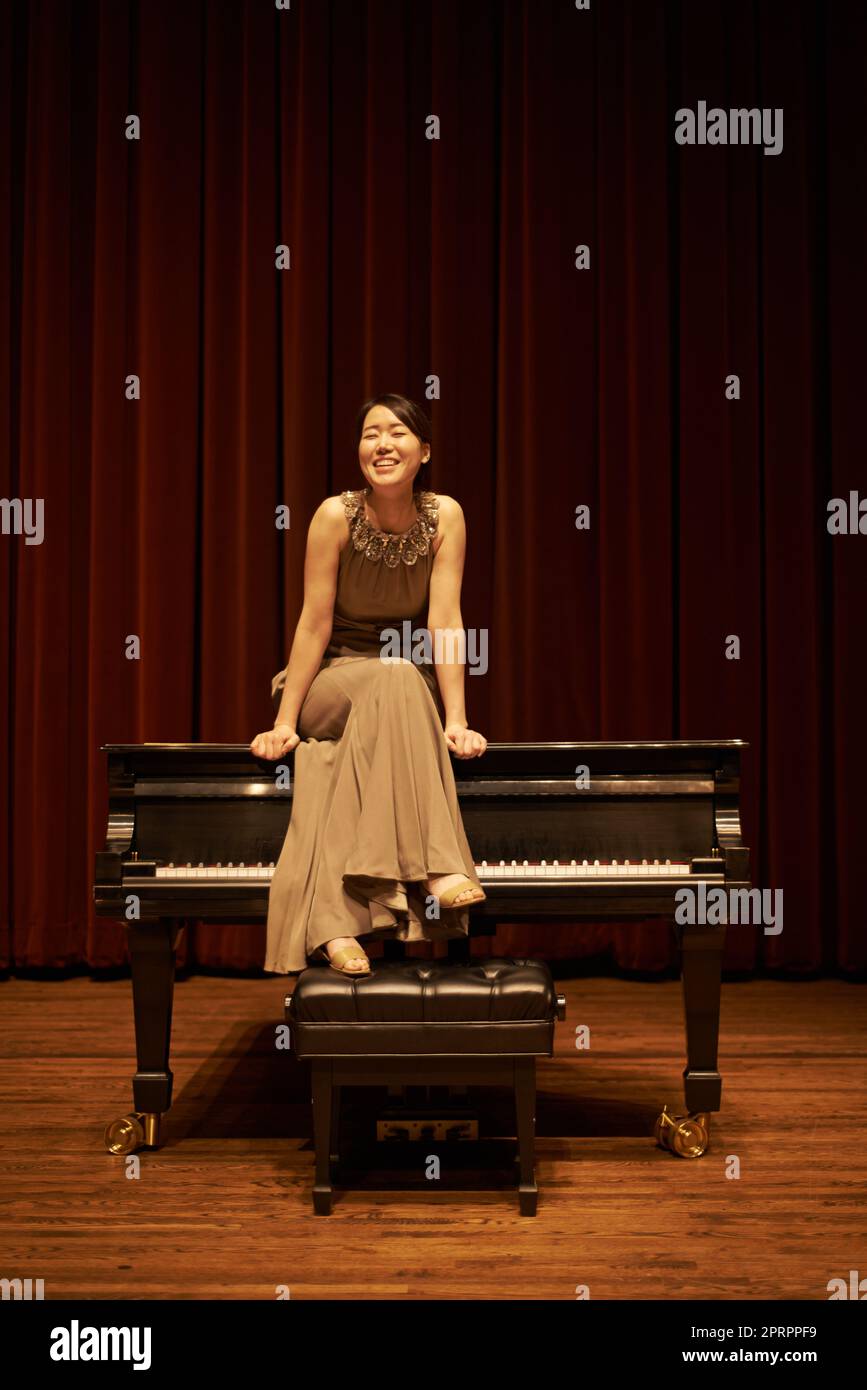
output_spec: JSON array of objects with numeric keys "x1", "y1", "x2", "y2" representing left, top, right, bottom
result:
[
  {"x1": 654, "y1": 1105, "x2": 709, "y2": 1158},
  {"x1": 104, "y1": 1111, "x2": 161, "y2": 1155}
]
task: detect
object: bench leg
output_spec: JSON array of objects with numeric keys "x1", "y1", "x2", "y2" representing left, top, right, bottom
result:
[
  {"x1": 330, "y1": 1084, "x2": 342, "y2": 1165},
  {"x1": 311, "y1": 1059, "x2": 334, "y2": 1214},
  {"x1": 514, "y1": 1058, "x2": 538, "y2": 1216}
]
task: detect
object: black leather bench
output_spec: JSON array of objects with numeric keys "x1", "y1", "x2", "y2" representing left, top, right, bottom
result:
[{"x1": 286, "y1": 957, "x2": 565, "y2": 1214}]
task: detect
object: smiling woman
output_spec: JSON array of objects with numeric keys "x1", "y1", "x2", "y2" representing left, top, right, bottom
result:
[{"x1": 250, "y1": 393, "x2": 488, "y2": 976}]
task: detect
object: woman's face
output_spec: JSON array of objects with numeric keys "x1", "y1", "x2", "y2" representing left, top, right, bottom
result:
[{"x1": 358, "y1": 406, "x2": 429, "y2": 492}]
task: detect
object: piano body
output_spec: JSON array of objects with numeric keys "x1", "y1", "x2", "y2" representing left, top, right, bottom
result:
[{"x1": 93, "y1": 740, "x2": 750, "y2": 1158}]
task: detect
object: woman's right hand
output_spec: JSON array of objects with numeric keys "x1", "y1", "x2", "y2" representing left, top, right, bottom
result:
[{"x1": 249, "y1": 723, "x2": 300, "y2": 760}]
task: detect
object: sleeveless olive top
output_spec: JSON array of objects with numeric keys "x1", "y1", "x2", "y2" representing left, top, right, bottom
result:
[
  {"x1": 323, "y1": 488, "x2": 441, "y2": 708},
  {"x1": 271, "y1": 488, "x2": 442, "y2": 716}
]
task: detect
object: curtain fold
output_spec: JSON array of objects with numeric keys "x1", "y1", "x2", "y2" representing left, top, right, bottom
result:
[{"x1": 1, "y1": 0, "x2": 863, "y2": 975}]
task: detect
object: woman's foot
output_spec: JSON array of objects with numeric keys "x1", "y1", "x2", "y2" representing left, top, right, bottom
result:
[
  {"x1": 320, "y1": 936, "x2": 370, "y2": 973},
  {"x1": 425, "y1": 873, "x2": 484, "y2": 907}
]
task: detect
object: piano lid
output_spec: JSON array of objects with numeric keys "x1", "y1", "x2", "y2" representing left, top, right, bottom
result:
[{"x1": 101, "y1": 740, "x2": 748, "y2": 753}]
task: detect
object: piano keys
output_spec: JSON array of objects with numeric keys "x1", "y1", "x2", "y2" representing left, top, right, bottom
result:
[
  {"x1": 94, "y1": 739, "x2": 750, "y2": 1157},
  {"x1": 147, "y1": 857, "x2": 697, "y2": 880},
  {"x1": 134, "y1": 856, "x2": 711, "y2": 889}
]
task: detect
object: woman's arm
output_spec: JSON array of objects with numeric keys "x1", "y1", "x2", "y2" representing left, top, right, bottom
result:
[
  {"x1": 426, "y1": 496, "x2": 487, "y2": 759},
  {"x1": 250, "y1": 498, "x2": 344, "y2": 759}
]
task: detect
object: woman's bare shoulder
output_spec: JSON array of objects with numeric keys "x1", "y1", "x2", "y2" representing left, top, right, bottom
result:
[
  {"x1": 307, "y1": 494, "x2": 354, "y2": 549},
  {"x1": 316, "y1": 493, "x2": 355, "y2": 521},
  {"x1": 430, "y1": 494, "x2": 465, "y2": 525},
  {"x1": 427, "y1": 494, "x2": 464, "y2": 556}
]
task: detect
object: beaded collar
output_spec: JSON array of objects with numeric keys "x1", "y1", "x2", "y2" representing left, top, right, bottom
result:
[{"x1": 341, "y1": 488, "x2": 439, "y2": 567}]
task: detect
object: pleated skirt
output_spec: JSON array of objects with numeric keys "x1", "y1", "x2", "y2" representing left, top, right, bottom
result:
[{"x1": 264, "y1": 655, "x2": 483, "y2": 974}]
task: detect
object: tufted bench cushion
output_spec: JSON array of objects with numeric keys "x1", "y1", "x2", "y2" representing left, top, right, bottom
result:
[{"x1": 288, "y1": 958, "x2": 559, "y2": 1058}]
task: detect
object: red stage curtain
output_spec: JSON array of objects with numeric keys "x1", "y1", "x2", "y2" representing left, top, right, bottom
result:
[{"x1": 1, "y1": 0, "x2": 864, "y2": 974}]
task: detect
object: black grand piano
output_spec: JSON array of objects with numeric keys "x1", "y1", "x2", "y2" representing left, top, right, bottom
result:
[{"x1": 94, "y1": 740, "x2": 750, "y2": 1159}]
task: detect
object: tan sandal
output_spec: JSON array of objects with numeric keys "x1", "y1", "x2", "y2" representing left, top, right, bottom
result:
[
  {"x1": 315, "y1": 943, "x2": 372, "y2": 977},
  {"x1": 432, "y1": 876, "x2": 487, "y2": 910}
]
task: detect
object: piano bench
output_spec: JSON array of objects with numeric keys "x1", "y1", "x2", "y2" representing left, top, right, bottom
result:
[{"x1": 286, "y1": 958, "x2": 565, "y2": 1216}]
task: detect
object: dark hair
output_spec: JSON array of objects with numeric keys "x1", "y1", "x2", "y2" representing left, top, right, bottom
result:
[{"x1": 354, "y1": 393, "x2": 433, "y2": 492}]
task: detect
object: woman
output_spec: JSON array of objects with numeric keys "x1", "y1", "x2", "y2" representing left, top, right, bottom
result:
[{"x1": 250, "y1": 393, "x2": 487, "y2": 977}]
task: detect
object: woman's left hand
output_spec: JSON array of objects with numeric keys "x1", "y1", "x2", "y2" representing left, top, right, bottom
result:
[{"x1": 445, "y1": 723, "x2": 487, "y2": 759}]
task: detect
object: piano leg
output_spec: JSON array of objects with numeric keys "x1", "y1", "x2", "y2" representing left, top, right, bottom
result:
[
  {"x1": 668, "y1": 921, "x2": 725, "y2": 1156},
  {"x1": 104, "y1": 920, "x2": 181, "y2": 1155}
]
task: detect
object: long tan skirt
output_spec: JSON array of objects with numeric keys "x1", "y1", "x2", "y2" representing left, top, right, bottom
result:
[{"x1": 264, "y1": 656, "x2": 483, "y2": 974}]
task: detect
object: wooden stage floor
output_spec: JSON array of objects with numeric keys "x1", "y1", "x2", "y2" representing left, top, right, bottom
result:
[{"x1": 1, "y1": 974, "x2": 864, "y2": 1300}]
